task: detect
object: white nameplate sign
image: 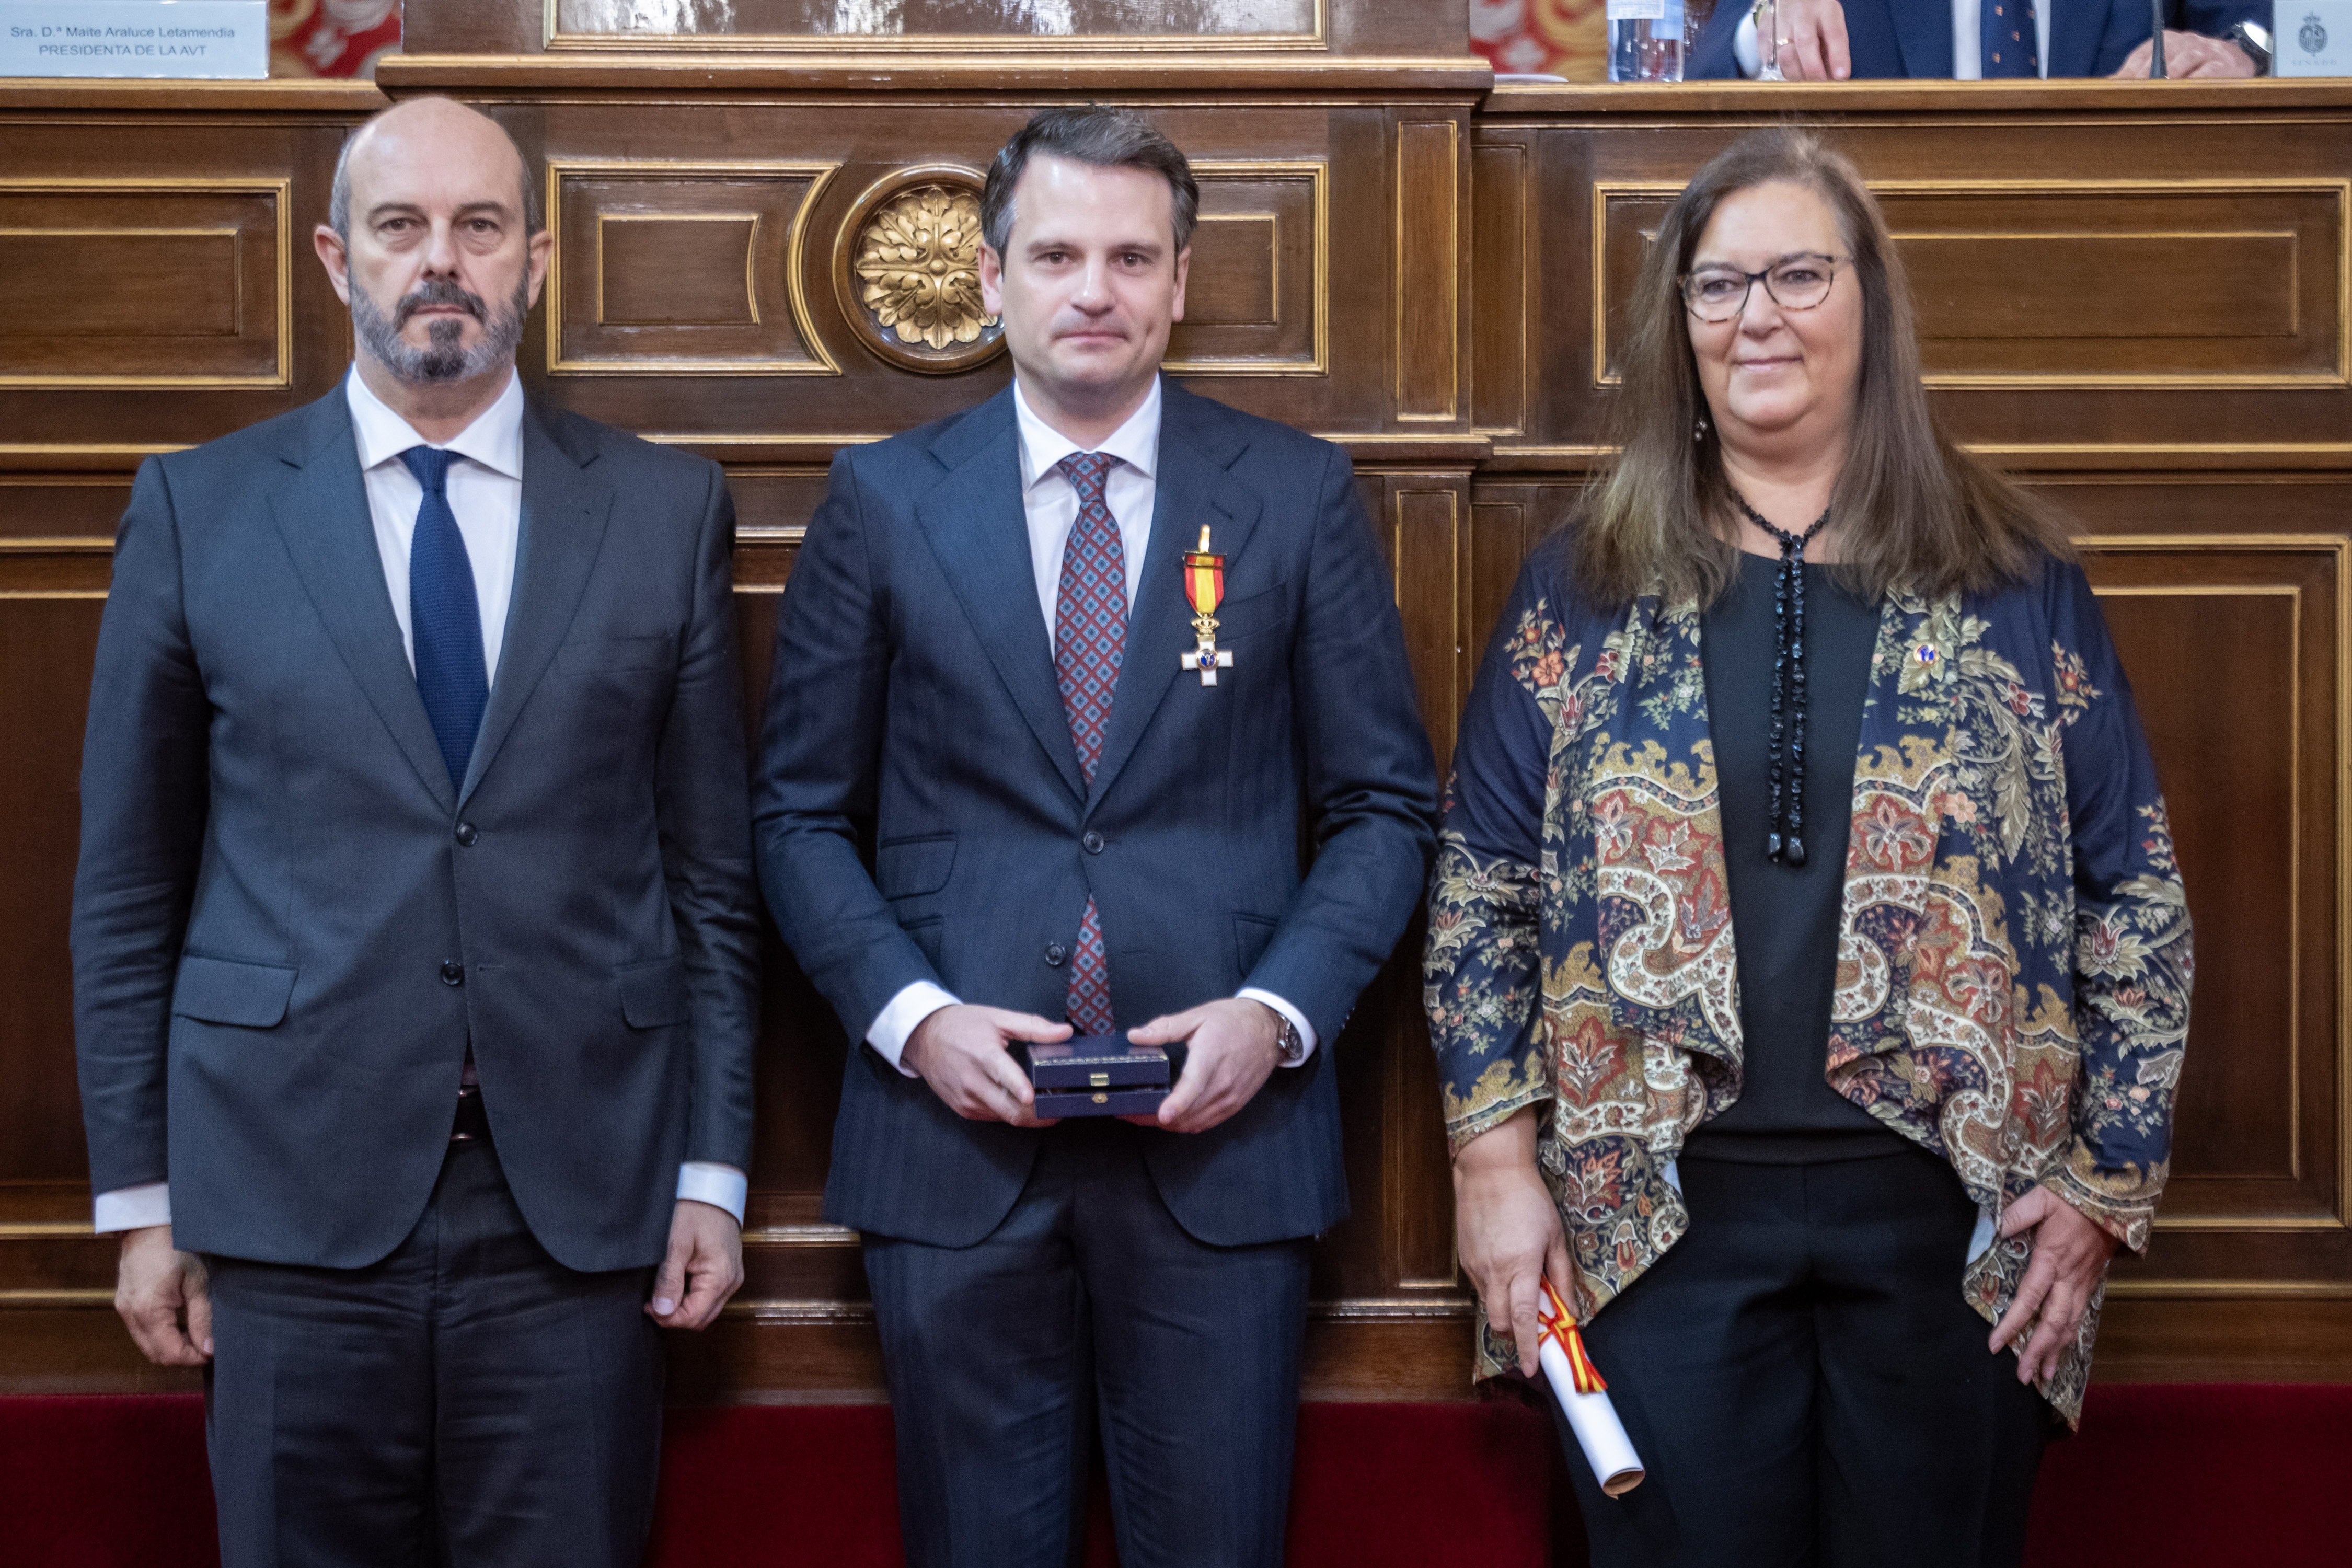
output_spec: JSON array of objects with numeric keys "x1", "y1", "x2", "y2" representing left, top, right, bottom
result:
[
  {"x1": 2278, "y1": 1, "x2": 2352, "y2": 75},
  {"x1": 0, "y1": 1, "x2": 267, "y2": 78}
]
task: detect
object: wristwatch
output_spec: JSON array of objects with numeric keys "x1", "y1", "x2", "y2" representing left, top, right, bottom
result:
[
  {"x1": 2226, "y1": 19, "x2": 2272, "y2": 74},
  {"x1": 1270, "y1": 1011, "x2": 1306, "y2": 1065}
]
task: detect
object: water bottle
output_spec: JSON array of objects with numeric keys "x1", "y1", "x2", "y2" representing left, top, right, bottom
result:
[{"x1": 1608, "y1": 0, "x2": 1687, "y2": 81}]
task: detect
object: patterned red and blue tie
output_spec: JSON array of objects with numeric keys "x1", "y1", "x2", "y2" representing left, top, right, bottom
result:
[{"x1": 1053, "y1": 451, "x2": 1124, "y2": 1035}]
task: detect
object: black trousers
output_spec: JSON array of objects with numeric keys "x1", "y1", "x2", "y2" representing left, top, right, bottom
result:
[
  {"x1": 203, "y1": 1138, "x2": 665, "y2": 1568},
  {"x1": 863, "y1": 1120, "x2": 1313, "y2": 1568},
  {"x1": 1551, "y1": 1145, "x2": 2049, "y2": 1568}
]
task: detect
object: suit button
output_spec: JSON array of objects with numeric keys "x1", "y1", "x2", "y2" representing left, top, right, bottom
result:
[
  {"x1": 454, "y1": 822, "x2": 479, "y2": 847},
  {"x1": 1081, "y1": 830, "x2": 1104, "y2": 855},
  {"x1": 440, "y1": 961, "x2": 465, "y2": 986},
  {"x1": 1044, "y1": 943, "x2": 1068, "y2": 967}
]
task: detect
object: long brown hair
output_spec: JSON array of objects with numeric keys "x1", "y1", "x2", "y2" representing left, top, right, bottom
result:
[{"x1": 1571, "y1": 128, "x2": 2071, "y2": 610}]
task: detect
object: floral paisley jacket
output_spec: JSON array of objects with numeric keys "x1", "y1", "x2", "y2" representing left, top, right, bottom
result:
[{"x1": 1424, "y1": 539, "x2": 2192, "y2": 1424}]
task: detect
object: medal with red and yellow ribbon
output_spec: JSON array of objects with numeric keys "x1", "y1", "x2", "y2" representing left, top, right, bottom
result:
[
  {"x1": 1538, "y1": 1276, "x2": 1608, "y2": 1396},
  {"x1": 1179, "y1": 525, "x2": 1234, "y2": 686}
]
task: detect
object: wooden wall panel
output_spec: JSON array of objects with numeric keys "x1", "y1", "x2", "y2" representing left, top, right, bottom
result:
[
  {"x1": 1478, "y1": 84, "x2": 2352, "y2": 465},
  {"x1": 0, "y1": 182, "x2": 289, "y2": 389},
  {"x1": 0, "y1": 87, "x2": 377, "y2": 455},
  {"x1": 549, "y1": 160, "x2": 840, "y2": 375},
  {"x1": 465, "y1": 96, "x2": 1471, "y2": 449},
  {"x1": 1593, "y1": 182, "x2": 2346, "y2": 387},
  {"x1": 6, "y1": 72, "x2": 2352, "y2": 1401}
]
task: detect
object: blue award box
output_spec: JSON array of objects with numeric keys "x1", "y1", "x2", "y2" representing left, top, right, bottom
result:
[{"x1": 1023, "y1": 1035, "x2": 1173, "y2": 1118}]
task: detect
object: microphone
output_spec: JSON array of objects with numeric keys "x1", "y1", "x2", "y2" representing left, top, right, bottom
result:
[{"x1": 2149, "y1": 0, "x2": 2167, "y2": 75}]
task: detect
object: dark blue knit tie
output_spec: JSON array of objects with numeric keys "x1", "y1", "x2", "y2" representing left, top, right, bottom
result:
[
  {"x1": 1981, "y1": 0, "x2": 2039, "y2": 74},
  {"x1": 400, "y1": 445, "x2": 488, "y2": 788}
]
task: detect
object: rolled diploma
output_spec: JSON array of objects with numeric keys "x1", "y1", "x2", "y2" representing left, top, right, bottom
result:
[{"x1": 1539, "y1": 1335, "x2": 1645, "y2": 1497}]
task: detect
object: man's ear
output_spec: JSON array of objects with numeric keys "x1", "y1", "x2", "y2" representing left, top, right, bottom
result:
[
  {"x1": 314, "y1": 224, "x2": 353, "y2": 307},
  {"x1": 1170, "y1": 245, "x2": 1190, "y2": 326},
  {"x1": 977, "y1": 243, "x2": 1005, "y2": 318},
  {"x1": 525, "y1": 225, "x2": 554, "y2": 312}
]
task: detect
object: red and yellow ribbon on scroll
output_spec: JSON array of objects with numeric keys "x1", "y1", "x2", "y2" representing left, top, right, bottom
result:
[
  {"x1": 1538, "y1": 1276, "x2": 1608, "y2": 1396},
  {"x1": 1183, "y1": 525, "x2": 1224, "y2": 618}
]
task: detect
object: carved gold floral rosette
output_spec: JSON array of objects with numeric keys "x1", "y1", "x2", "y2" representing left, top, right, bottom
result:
[{"x1": 832, "y1": 165, "x2": 1005, "y2": 375}]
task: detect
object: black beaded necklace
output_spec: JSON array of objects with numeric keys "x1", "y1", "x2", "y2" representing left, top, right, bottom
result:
[{"x1": 1732, "y1": 491, "x2": 1831, "y2": 866}]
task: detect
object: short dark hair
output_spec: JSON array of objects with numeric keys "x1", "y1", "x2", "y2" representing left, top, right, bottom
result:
[
  {"x1": 979, "y1": 106, "x2": 1198, "y2": 257},
  {"x1": 328, "y1": 98, "x2": 544, "y2": 242}
]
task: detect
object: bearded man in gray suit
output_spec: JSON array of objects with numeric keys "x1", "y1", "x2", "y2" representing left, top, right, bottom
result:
[{"x1": 72, "y1": 97, "x2": 759, "y2": 1568}]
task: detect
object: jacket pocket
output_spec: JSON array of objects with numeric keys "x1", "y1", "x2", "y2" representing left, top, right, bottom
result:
[
  {"x1": 876, "y1": 833, "x2": 957, "y2": 900},
  {"x1": 616, "y1": 956, "x2": 691, "y2": 1029},
  {"x1": 171, "y1": 955, "x2": 297, "y2": 1028},
  {"x1": 557, "y1": 632, "x2": 676, "y2": 674}
]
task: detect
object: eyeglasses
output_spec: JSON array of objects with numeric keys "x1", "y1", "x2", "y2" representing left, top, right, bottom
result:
[{"x1": 1679, "y1": 253, "x2": 1846, "y2": 323}]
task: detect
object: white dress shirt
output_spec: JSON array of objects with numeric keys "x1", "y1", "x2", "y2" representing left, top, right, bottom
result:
[
  {"x1": 1733, "y1": 0, "x2": 2051, "y2": 76},
  {"x1": 863, "y1": 376, "x2": 1319, "y2": 1076},
  {"x1": 92, "y1": 366, "x2": 746, "y2": 1233}
]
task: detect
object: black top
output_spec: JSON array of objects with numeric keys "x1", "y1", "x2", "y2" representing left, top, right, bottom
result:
[{"x1": 1684, "y1": 550, "x2": 1913, "y2": 1164}]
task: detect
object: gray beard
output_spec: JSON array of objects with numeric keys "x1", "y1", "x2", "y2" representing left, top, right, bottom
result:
[{"x1": 351, "y1": 275, "x2": 529, "y2": 385}]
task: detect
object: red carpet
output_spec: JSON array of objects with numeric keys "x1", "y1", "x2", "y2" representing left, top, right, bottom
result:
[{"x1": 2, "y1": 1387, "x2": 2342, "y2": 1565}]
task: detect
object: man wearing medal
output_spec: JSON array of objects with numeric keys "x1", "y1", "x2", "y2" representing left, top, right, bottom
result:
[{"x1": 754, "y1": 107, "x2": 1438, "y2": 1567}]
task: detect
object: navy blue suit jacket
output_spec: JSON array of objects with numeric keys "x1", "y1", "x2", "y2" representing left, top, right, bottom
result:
[
  {"x1": 754, "y1": 381, "x2": 1439, "y2": 1249},
  {"x1": 1689, "y1": 0, "x2": 2264, "y2": 77},
  {"x1": 72, "y1": 388, "x2": 761, "y2": 1272}
]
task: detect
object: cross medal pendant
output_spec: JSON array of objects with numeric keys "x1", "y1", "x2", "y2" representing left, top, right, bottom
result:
[{"x1": 1179, "y1": 525, "x2": 1233, "y2": 686}]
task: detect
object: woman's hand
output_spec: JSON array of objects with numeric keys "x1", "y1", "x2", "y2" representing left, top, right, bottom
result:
[
  {"x1": 1988, "y1": 1186, "x2": 2122, "y2": 1386},
  {"x1": 1453, "y1": 1106, "x2": 1574, "y2": 1377}
]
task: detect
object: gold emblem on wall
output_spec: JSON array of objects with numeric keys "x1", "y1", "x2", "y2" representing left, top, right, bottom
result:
[{"x1": 834, "y1": 165, "x2": 1005, "y2": 375}]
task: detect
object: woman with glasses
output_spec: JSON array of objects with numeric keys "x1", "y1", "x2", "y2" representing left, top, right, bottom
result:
[{"x1": 1426, "y1": 128, "x2": 2191, "y2": 1566}]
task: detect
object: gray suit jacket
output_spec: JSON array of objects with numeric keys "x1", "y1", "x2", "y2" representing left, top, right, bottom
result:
[{"x1": 72, "y1": 386, "x2": 760, "y2": 1273}]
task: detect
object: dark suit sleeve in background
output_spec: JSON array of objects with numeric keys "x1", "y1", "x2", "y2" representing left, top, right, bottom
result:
[
  {"x1": 71, "y1": 457, "x2": 211, "y2": 1197},
  {"x1": 753, "y1": 449, "x2": 941, "y2": 1045},
  {"x1": 656, "y1": 460, "x2": 763, "y2": 1171},
  {"x1": 1242, "y1": 445, "x2": 1440, "y2": 1044}
]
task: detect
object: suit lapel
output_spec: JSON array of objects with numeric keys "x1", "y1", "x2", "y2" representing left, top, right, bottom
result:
[
  {"x1": 912, "y1": 393, "x2": 1088, "y2": 802},
  {"x1": 459, "y1": 404, "x2": 614, "y2": 808},
  {"x1": 267, "y1": 392, "x2": 457, "y2": 814},
  {"x1": 1888, "y1": 0, "x2": 1955, "y2": 77},
  {"x1": 1084, "y1": 385, "x2": 1261, "y2": 814}
]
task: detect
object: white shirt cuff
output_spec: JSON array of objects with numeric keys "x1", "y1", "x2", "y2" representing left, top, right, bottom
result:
[
  {"x1": 94, "y1": 1181, "x2": 172, "y2": 1234},
  {"x1": 1735, "y1": 10, "x2": 1763, "y2": 75},
  {"x1": 1238, "y1": 988, "x2": 1319, "y2": 1066},
  {"x1": 867, "y1": 979, "x2": 961, "y2": 1078},
  {"x1": 675, "y1": 1162, "x2": 748, "y2": 1225}
]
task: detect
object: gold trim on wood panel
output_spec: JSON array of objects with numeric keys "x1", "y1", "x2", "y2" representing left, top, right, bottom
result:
[
  {"x1": 1587, "y1": 178, "x2": 2352, "y2": 391},
  {"x1": 545, "y1": 158, "x2": 842, "y2": 377},
  {"x1": 1393, "y1": 121, "x2": 1461, "y2": 422},
  {"x1": 2105, "y1": 1278, "x2": 2352, "y2": 1298},
  {"x1": 593, "y1": 211, "x2": 765, "y2": 327},
  {"x1": 742, "y1": 1223, "x2": 859, "y2": 1247},
  {"x1": 540, "y1": 0, "x2": 1327, "y2": 53},
  {"x1": 1166, "y1": 158, "x2": 1329, "y2": 377},
  {"x1": 0, "y1": 177, "x2": 292, "y2": 390},
  {"x1": 2087, "y1": 534, "x2": 2352, "y2": 1237}
]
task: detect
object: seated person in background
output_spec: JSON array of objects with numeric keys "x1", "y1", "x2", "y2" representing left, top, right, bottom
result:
[{"x1": 1688, "y1": 0, "x2": 2270, "y2": 78}]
